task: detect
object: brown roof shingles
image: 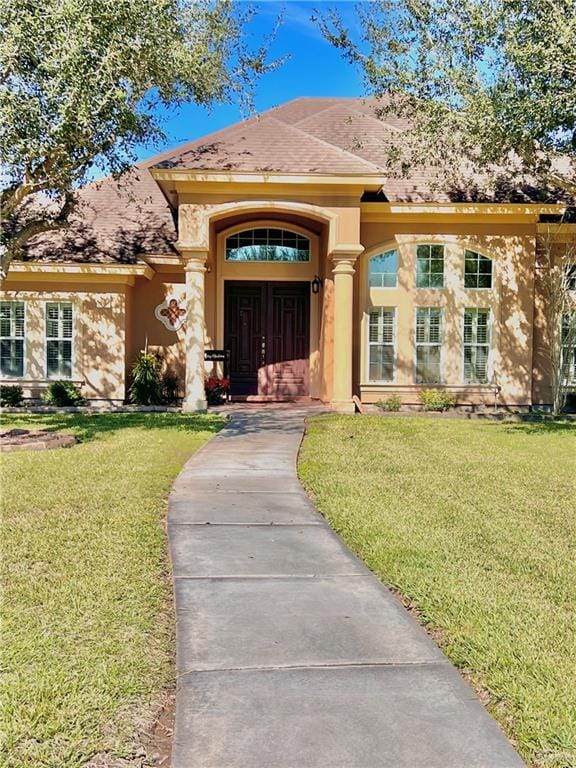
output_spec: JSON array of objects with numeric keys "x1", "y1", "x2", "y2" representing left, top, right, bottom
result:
[
  {"x1": 154, "y1": 115, "x2": 382, "y2": 174},
  {"x1": 21, "y1": 97, "x2": 564, "y2": 264},
  {"x1": 24, "y1": 168, "x2": 177, "y2": 263}
]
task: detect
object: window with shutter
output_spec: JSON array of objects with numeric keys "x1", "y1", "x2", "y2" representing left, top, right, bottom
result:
[
  {"x1": 463, "y1": 308, "x2": 490, "y2": 383},
  {"x1": 0, "y1": 301, "x2": 25, "y2": 377},
  {"x1": 45, "y1": 302, "x2": 73, "y2": 378},
  {"x1": 368, "y1": 308, "x2": 395, "y2": 382},
  {"x1": 415, "y1": 308, "x2": 442, "y2": 383}
]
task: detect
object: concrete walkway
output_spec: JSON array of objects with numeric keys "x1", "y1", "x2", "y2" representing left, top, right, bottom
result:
[{"x1": 168, "y1": 407, "x2": 525, "y2": 768}]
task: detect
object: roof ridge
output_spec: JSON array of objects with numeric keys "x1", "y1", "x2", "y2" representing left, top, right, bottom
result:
[
  {"x1": 143, "y1": 97, "x2": 342, "y2": 170},
  {"x1": 295, "y1": 101, "x2": 403, "y2": 134},
  {"x1": 265, "y1": 116, "x2": 383, "y2": 173}
]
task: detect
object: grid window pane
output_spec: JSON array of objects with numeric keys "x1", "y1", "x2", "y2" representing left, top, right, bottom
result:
[
  {"x1": 464, "y1": 250, "x2": 492, "y2": 289},
  {"x1": 416, "y1": 245, "x2": 444, "y2": 288},
  {"x1": 368, "y1": 308, "x2": 395, "y2": 381},
  {"x1": 562, "y1": 313, "x2": 576, "y2": 382},
  {"x1": 226, "y1": 229, "x2": 310, "y2": 261},
  {"x1": 463, "y1": 308, "x2": 490, "y2": 383},
  {"x1": 369, "y1": 249, "x2": 398, "y2": 288},
  {"x1": 415, "y1": 308, "x2": 442, "y2": 383},
  {"x1": 0, "y1": 301, "x2": 25, "y2": 377},
  {"x1": 45, "y1": 302, "x2": 73, "y2": 378}
]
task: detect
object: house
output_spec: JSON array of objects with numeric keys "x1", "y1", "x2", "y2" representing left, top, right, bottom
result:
[{"x1": 1, "y1": 97, "x2": 575, "y2": 410}]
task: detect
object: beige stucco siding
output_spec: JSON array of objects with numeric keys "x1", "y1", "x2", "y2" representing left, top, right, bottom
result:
[
  {"x1": 0, "y1": 281, "x2": 128, "y2": 401},
  {"x1": 128, "y1": 272, "x2": 187, "y2": 396},
  {"x1": 358, "y1": 222, "x2": 536, "y2": 405}
]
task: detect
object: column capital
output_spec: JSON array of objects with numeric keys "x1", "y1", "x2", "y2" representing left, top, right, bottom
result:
[
  {"x1": 330, "y1": 243, "x2": 364, "y2": 275},
  {"x1": 177, "y1": 245, "x2": 209, "y2": 272}
]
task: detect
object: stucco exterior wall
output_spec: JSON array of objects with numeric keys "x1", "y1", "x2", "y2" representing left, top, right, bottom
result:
[
  {"x1": 2, "y1": 200, "x2": 565, "y2": 410},
  {"x1": 531, "y1": 227, "x2": 576, "y2": 405},
  {"x1": 0, "y1": 280, "x2": 128, "y2": 401},
  {"x1": 357, "y1": 221, "x2": 536, "y2": 406},
  {"x1": 128, "y1": 272, "x2": 187, "y2": 396}
]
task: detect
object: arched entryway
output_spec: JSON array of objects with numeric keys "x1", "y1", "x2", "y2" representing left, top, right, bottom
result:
[{"x1": 215, "y1": 221, "x2": 322, "y2": 401}]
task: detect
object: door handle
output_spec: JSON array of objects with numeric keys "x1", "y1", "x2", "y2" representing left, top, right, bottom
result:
[{"x1": 260, "y1": 335, "x2": 266, "y2": 366}]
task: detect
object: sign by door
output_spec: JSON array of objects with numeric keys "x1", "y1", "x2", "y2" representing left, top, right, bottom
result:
[{"x1": 204, "y1": 349, "x2": 229, "y2": 363}]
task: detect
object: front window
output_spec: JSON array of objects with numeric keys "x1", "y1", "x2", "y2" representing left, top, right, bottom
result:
[
  {"x1": 565, "y1": 264, "x2": 576, "y2": 291},
  {"x1": 416, "y1": 244, "x2": 444, "y2": 288},
  {"x1": 369, "y1": 249, "x2": 398, "y2": 287},
  {"x1": 465, "y1": 250, "x2": 493, "y2": 289},
  {"x1": 46, "y1": 302, "x2": 73, "y2": 378},
  {"x1": 415, "y1": 308, "x2": 442, "y2": 383},
  {"x1": 0, "y1": 301, "x2": 25, "y2": 377},
  {"x1": 561, "y1": 313, "x2": 576, "y2": 383},
  {"x1": 226, "y1": 228, "x2": 310, "y2": 262},
  {"x1": 368, "y1": 308, "x2": 395, "y2": 382},
  {"x1": 463, "y1": 308, "x2": 490, "y2": 383}
]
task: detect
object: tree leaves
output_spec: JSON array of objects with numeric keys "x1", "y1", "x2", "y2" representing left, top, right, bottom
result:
[
  {"x1": 0, "y1": 0, "x2": 277, "y2": 276},
  {"x1": 318, "y1": 0, "x2": 576, "y2": 200}
]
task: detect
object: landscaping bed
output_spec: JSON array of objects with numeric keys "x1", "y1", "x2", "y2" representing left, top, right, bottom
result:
[
  {"x1": 0, "y1": 412, "x2": 224, "y2": 768},
  {"x1": 299, "y1": 415, "x2": 576, "y2": 768}
]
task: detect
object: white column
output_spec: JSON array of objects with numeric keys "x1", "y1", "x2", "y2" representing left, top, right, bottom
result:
[
  {"x1": 330, "y1": 247, "x2": 363, "y2": 413},
  {"x1": 182, "y1": 250, "x2": 208, "y2": 412}
]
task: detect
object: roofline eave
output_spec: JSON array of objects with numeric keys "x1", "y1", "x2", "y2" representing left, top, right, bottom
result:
[{"x1": 149, "y1": 168, "x2": 386, "y2": 190}]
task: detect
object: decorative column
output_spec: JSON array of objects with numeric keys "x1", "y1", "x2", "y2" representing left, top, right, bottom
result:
[
  {"x1": 181, "y1": 248, "x2": 209, "y2": 412},
  {"x1": 331, "y1": 246, "x2": 363, "y2": 413}
]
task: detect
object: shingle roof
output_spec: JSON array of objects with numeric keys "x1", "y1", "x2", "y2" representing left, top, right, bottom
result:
[
  {"x1": 153, "y1": 98, "x2": 389, "y2": 174},
  {"x1": 21, "y1": 97, "x2": 565, "y2": 264},
  {"x1": 24, "y1": 168, "x2": 177, "y2": 264},
  {"x1": 154, "y1": 112, "x2": 381, "y2": 174}
]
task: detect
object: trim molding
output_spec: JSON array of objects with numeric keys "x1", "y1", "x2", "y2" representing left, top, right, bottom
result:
[
  {"x1": 1, "y1": 262, "x2": 155, "y2": 285},
  {"x1": 361, "y1": 202, "x2": 567, "y2": 223}
]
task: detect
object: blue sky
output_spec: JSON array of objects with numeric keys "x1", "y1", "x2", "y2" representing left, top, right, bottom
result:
[{"x1": 135, "y1": 1, "x2": 366, "y2": 162}]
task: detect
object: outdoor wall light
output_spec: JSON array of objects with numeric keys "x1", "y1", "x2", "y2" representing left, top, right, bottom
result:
[{"x1": 311, "y1": 275, "x2": 323, "y2": 294}]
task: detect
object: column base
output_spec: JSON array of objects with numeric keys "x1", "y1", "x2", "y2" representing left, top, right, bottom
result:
[
  {"x1": 182, "y1": 398, "x2": 208, "y2": 413},
  {"x1": 330, "y1": 399, "x2": 356, "y2": 414}
]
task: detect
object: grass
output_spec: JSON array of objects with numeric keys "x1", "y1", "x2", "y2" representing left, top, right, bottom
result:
[
  {"x1": 299, "y1": 415, "x2": 576, "y2": 768},
  {"x1": 0, "y1": 412, "x2": 224, "y2": 768}
]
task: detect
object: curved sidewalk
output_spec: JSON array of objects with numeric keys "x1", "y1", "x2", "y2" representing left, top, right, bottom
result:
[{"x1": 168, "y1": 407, "x2": 525, "y2": 768}]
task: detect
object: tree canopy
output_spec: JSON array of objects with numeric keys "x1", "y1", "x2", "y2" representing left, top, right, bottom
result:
[
  {"x1": 318, "y1": 0, "x2": 576, "y2": 201},
  {"x1": 0, "y1": 0, "x2": 276, "y2": 277}
]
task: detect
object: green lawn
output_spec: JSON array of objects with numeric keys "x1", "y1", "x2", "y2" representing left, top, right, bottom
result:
[
  {"x1": 1, "y1": 413, "x2": 224, "y2": 768},
  {"x1": 299, "y1": 416, "x2": 576, "y2": 768}
]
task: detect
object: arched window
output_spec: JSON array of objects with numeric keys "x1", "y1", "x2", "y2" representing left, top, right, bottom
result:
[
  {"x1": 225, "y1": 228, "x2": 310, "y2": 262},
  {"x1": 368, "y1": 249, "x2": 398, "y2": 287},
  {"x1": 464, "y1": 250, "x2": 493, "y2": 288}
]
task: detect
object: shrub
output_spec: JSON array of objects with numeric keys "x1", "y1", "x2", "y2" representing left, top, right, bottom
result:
[
  {"x1": 162, "y1": 371, "x2": 180, "y2": 405},
  {"x1": 0, "y1": 384, "x2": 24, "y2": 407},
  {"x1": 205, "y1": 377, "x2": 230, "y2": 405},
  {"x1": 43, "y1": 380, "x2": 86, "y2": 407},
  {"x1": 377, "y1": 395, "x2": 402, "y2": 412},
  {"x1": 419, "y1": 388, "x2": 456, "y2": 412},
  {"x1": 128, "y1": 351, "x2": 164, "y2": 405}
]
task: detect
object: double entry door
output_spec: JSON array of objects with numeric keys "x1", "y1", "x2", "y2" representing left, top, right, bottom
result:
[{"x1": 224, "y1": 281, "x2": 310, "y2": 398}]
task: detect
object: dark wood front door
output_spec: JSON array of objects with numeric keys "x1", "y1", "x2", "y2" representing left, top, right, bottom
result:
[{"x1": 224, "y1": 281, "x2": 310, "y2": 398}]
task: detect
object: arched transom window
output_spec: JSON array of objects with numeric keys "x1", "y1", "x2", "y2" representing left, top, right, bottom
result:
[
  {"x1": 368, "y1": 249, "x2": 398, "y2": 287},
  {"x1": 225, "y1": 228, "x2": 310, "y2": 262},
  {"x1": 464, "y1": 250, "x2": 493, "y2": 288}
]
